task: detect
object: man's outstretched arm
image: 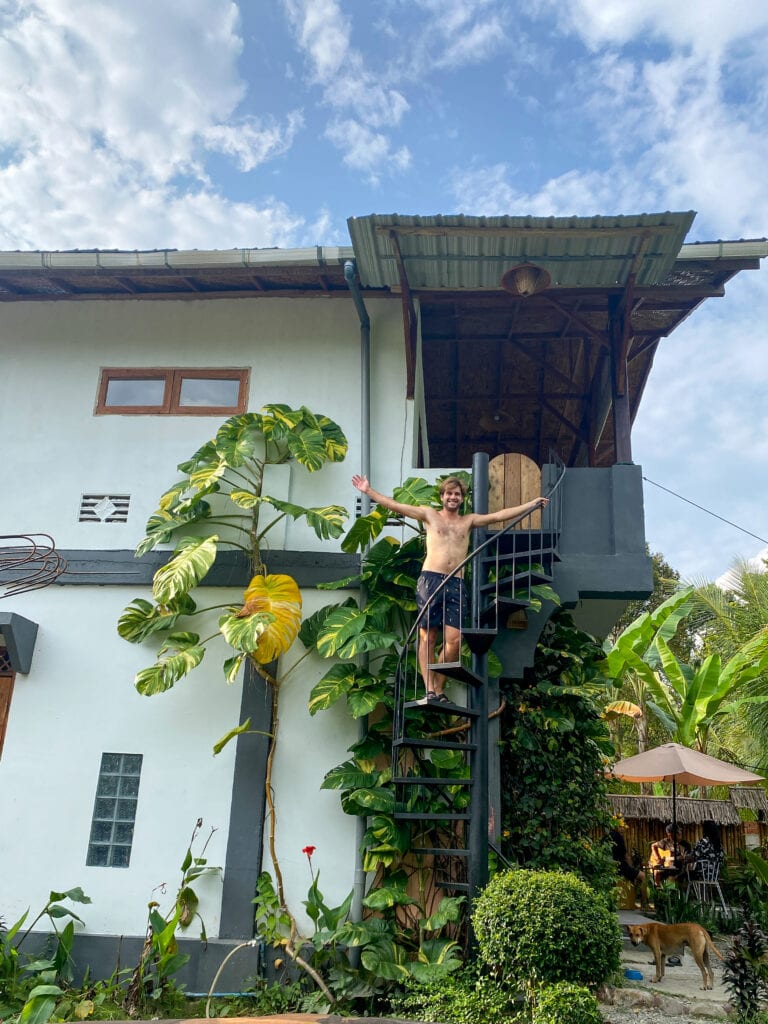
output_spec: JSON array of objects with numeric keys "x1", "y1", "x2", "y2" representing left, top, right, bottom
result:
[
  {"x1": 352, "y1": 475, "x2": 430, "y2": 522},
  {"x1": 470, "y1": 495, "x2": 549, "y2": 528}
]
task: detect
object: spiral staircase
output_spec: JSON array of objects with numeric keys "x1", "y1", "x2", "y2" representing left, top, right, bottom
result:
[{"x1": 391, "y1": 452, "x2": 566, "y2": 904}]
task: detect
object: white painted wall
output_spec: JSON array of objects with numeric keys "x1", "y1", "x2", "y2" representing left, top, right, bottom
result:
[
  {"x1": 0, "y1": 585, "x2": 240, "y2": 935},
  {"x1": 0, "y1": 288, "x2": 416, "y2": 942},
  {"x1": 1, "y1": 295, "x2": 397, "y2": 552}
]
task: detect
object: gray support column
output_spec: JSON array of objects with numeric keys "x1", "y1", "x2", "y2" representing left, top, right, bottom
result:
[
  {"x1": 218, "y1": 661, "x2": 273, "y2": 938},
  {"x1": 609, "y1": 294, "x2": 633, "y2": 464},
  {"x1": 468, "y1": 453, "x2": 489, "y2": 906}
]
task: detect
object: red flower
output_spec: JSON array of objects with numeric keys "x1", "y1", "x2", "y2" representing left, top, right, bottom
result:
[{"x1": 302, "y1": 845, "x2": 316, "y2": 857}]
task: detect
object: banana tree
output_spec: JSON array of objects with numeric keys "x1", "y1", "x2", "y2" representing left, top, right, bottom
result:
[
  {"x1": 118, "y1": 405, "x2": 348, "y2": 698},
  {"x1": 604, "y1": 588, "x2": 695, "y2": 757},
  {"x1": 651, "y1": 627, "x2": 768, "y2": 753},
  {"x1": 607, "y1": 589, "x2": 768, "y2": 754}
]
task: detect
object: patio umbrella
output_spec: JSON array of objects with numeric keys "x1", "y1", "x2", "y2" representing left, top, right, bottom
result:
[{"x1": 608, "y1": 742, "x2": 764, "y2": 854}]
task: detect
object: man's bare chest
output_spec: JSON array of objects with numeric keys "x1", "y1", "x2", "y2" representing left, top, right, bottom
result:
[{"x1": 428, "y1": 518, "x2": 471, "y2": 544}]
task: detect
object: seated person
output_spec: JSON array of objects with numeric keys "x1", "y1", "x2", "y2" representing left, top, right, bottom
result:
[
  {"x1": 688, "y1": 820, "x2": 725, "y2": 879},
  {"x1": 609, "y1": 825, "x2": 646, "y2": 902},
  {"x1": 649, "y1": 823, "x2": 682, "y2": 885}
]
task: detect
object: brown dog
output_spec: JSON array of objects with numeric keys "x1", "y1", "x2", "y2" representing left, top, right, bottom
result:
[{"x1": 627, "y1": 922, "x2": 723, "y2": 990}]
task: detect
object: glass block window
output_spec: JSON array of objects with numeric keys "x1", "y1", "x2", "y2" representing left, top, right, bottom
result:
[{"x1": 86, "y1": 753, "x2": 143, "y2": 867}]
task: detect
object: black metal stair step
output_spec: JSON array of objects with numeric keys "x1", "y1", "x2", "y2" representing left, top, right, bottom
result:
[
  {"x1": 479, "y1": 596, "x2": 529, "y2": 626},
  {"x1": 480, "y1": 549, "x2": 556, "y2": 564},
  {"x1": 461, "y1": 627, "x2": 497, "y2": 654},
  {"x1": 412, "y1": 847, "x2": 469, "y2": 856},
  {"x1": 404, "y1": 696, "x2": 479, "y2": 717},
  {"x1": 394, "y1": 811, "x2": 471, "y2": 821},
  {"x1": 490, "y1": 530, "x2": 560, "y2": 551},
  {"x1": 436, "y1": 881, "x2": 470, "y2": 892},
  {"x1": 393, "y1": 738, "x2": 477, "y2": 751},
  {"x1": 479, "y1": 577, "x2": 552, "y2": 596},
  {"x1": 392, "y1": 776, "x2": 473, "y2": 786},
  {"x1": 430, "y1": 662, "x2": 483, "y2": 687}
]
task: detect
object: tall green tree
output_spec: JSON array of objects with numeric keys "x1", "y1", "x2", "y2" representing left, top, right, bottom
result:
[
  {"x1": 692, "y1": 556, "x2": 768, "y2": 767},
  {"x1": 604, "y1": 589, "x2": 694, "y2": 758}
]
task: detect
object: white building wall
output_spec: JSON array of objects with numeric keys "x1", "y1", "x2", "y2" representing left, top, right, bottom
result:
[
  {"x1": 2, "y1": 295, "x2": 404, "y2": 551},
  {"x1": 0, "y1": 289, "x2": 415, "y2": 941},
  {"x1": 0, "y1": 585, "x2": 240, "y2": 935}
]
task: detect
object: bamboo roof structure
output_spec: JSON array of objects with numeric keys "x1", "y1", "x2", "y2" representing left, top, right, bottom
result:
[{"x1": 609, "y1": 793, "x2": 748, "y2": 826}]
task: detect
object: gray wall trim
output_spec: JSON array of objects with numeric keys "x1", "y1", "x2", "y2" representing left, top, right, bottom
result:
[
  {"x1": 219, "y1": 661, "x2": 273, "y2": 939},
  {"x1": 19, "y1": 932, "x2": 265, "y2": 992},
  {"x1": 49, "y1": 549, "x2": 360, "y2": 588}
]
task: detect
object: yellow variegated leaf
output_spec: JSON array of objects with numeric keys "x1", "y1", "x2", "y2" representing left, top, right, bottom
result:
[
  {"x1": 240, "y1": 573, "x2": 302, "y2": 663},
  {"x1": 603, "y1": 700, "x2": 643, "y2": 720}
]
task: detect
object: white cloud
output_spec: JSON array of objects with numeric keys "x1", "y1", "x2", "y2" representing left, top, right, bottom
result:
[
  {"x1": 447, "y1": 162, "x2": 641, "y2": 218},
  {"x1": 0, "y1": 0, "x2": 310, "y2": 249},
  {"x1": 545, "y1": 0, "x2": 768, "y2": 59},
  {"x1": 325, "y1": 119, "x2": 411, "y2": 182},
  {"x1": 203, "y1": 112, "x2": 304, "y2": 172},
  {"x1": 281, "y1": 0, "x2": 411, "y2": 177},
  {"x1": 282, "y1": 0, "x2": 351, "y2": 81}
]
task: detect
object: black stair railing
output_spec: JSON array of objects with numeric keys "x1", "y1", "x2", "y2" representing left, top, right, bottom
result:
[{"x1": 390, "y1": 452, "x2": 566, "y2": 899}]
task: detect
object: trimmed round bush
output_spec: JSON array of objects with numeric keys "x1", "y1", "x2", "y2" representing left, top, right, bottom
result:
[
  {"x1": 533, "y1": 981, "x2": 602, "y2": 1024},
  {"x1": 471, "y1": 868, "x2": 621, "y2": 989}
]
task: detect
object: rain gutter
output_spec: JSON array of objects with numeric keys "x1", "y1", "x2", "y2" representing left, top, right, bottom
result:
[
  {"x1": 0, "y1": 246, "x2": 355, "y2": 272},
  {"x1": 344, "y1": 260, "x2": 370, "y2": 945}
]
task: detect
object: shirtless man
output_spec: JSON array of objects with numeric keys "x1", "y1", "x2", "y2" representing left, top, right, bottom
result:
[{"x1": 351, "y1": 474, "x2": 548, "y2": 703}]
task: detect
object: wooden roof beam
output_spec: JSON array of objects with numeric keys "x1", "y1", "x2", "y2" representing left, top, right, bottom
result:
[
  {"x1": 541, "y1": 398, "x2": 590, "y2": 444},
  {"x1": 543, "y1": 295, "x2": 610, "y2": 350},
  {"x1": 506, "y1": 337, "x2": 581, "y2": 392}
]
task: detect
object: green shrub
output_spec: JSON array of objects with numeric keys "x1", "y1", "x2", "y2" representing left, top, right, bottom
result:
[
  {"x1": 532, "y1": 981, "x2": 602, "y2": 1024},
  {"x1": 472, "y1": 868, "x2": 621, "y2": 990},
  {"x1": 388, "y1": 965, "x2": 520, "y2": 1024}
]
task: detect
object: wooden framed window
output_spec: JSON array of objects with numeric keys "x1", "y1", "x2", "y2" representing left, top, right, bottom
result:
[
  {"x1": 96, "y1": 368, "x2": 249, "y2": 415},
  {"x1": 0, "y1": 655, "x2": 14, "y2": 759}
]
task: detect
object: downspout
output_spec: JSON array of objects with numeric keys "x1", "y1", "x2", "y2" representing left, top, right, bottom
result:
[{"x1": 344, "y1": 260, "x2": 370, "y2": 944}]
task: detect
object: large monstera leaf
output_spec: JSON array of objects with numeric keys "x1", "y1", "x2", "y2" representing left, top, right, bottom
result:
[
  {"x1": 152, "y1": 536, "x2": 219, "y2": 604},
  {"x1": 262, "y1": 404, "x2": 348, "y2": 471},
  {"x1": 237, "y1": 573, "x2": 302, "y2": 663},
  {"x1": 135, "y1": 632, "x2": 206, "y2": 696},
  {"x1": 214, "y1": 414, "x2": 266, "y2": 467},
  {"x1": 136, "y1": 501, "x2": 213, "y2": 557},
  {"x1": 118, "y1": 593, "x2": 197, "y2": 642}
]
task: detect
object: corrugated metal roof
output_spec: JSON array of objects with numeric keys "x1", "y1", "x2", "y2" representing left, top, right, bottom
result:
[{"x1": 348, "y1": 211, "x2": 697, "y2": 290}]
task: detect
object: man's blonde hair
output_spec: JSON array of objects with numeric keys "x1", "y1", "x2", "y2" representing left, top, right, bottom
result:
[{"x1": 439, "y1": 476, "x2": 467, "y2": 498}]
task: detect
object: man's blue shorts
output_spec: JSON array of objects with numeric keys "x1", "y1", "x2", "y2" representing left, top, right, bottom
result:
[{"x1": 416, "y1": 571, "x2": 467, "y2": 630}]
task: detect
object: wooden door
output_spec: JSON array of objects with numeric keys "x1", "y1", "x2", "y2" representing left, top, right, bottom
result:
[{"x1": 487, "y1": 453, "x2": 542, "y2": 529}]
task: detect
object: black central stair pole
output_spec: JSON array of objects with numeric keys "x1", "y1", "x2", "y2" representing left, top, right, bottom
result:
[{"x1": 468, "y1": 452, "x2": 490, "y2": 910}]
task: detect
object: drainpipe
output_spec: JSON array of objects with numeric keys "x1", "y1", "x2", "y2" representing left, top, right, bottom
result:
[{"x1": 344, "y1": 260, "x2": 370, "y2": 945}]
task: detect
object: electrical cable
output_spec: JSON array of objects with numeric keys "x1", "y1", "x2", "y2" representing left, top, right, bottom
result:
[{"x1": 642, "y1": 476, "x2": 768, "y2": 546}]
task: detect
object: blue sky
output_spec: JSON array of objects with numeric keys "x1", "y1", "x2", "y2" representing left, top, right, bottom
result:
[{"x1": 1, "y1": 0, "x2": 767, "y2": 582}]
